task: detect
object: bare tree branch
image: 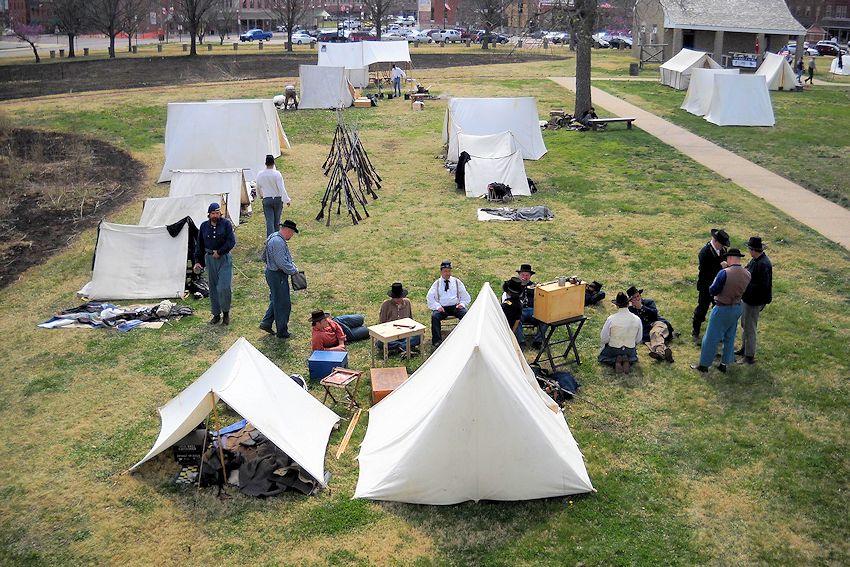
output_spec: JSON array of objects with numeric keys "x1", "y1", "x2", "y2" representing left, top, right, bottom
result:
[
  {"x1": 175, "y1": 0, "x2": 217, "y2": 56},
  {"x1": 53, "y1": 0, "x2": 87, "y2": 58},
  {"x1": 362, "y1": 0, "x2": 397, "y2": 40},
  {"x1": 87, "y1": 0, "x2": 125, "y2": 58},
  {"x1": 268, "y1": 0, "x2": 306, "y2": 51},
  {"x1": 12, "y1": 22, "x2": 44, "y2": 63}
]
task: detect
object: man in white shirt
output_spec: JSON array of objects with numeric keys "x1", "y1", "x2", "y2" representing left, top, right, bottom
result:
[
  {"x1": 426, "y1": 260, "x2": 471, "y2": 346},
  {"x1": 391, "y1": 64, "x2": 406, "y2": 97},
  {"x1": 255, "y1": 154, "x2": 291, "y2": 236},
  {"x1": 598, "y1": 291, "x2": 643, "y2": 374}
]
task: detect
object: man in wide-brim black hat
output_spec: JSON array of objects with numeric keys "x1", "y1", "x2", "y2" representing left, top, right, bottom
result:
[
  {"x1": 598, "y1": 291, "x2": 643, "y2": 375},
  {"x1": 692, "y1": 228, "x2": 730, "y2": 343},
  {"x1": 512, "y1": 263, "x2": 547, "y2": 349},
  {"x1": 377, "y1": 282, "x2": 421, "y2": 354},
  {"x1": 626, "y1": 285, "x2": 675, "y2": 363},
  {"x1": 501, "y1": 276, "x2": 525, "y2": 332},
  {"x1": 738, "y1": 236, "x2": 772, "y2": 365}
]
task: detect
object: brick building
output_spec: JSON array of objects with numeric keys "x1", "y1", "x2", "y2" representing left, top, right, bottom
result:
[{"x1": 786, "y1": 0, "x2": 850, "y2": 43}]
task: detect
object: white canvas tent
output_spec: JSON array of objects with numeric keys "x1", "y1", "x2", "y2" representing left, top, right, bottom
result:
[
  {"x1": 299, "y1": 65, "x2": 355, "y2": 109},
  {"x1": 464, "y1": 153, "x2": 531, "y2": 198},
  {"x1": 681, "y1": 68, "x2": 740, "y2": 116},
  {"x1": 830, "y1": 55, "x2": 850, "y2": 75},
  {"x1": 78, "y1": 221, "x2": 188, "y2": 300},
  {"x1": 354, "y1": 283, "x2": 594, "y2": 505},
  {"x1": 755, "y1": 52, "x2": 798, "y2": 90},
  {"x1": 457, "y1": 131, "x2": 517, "y2": 158},
  {"x1": 139, "y1": 194, "x2": 226, "y2": 228},
  {"x1": 131, "y1": 337, "x2": 340, "y2": 487},
  {"x1": 207, "y1": 99, "x2": 291, "y2": 154},
  {"x1": 158, "y1": 101, "x2": 285, "y2": 182},
  {"x1": 660, "y1": 48, "x2": 722, "y2": 90},
  {"x1": 704, "y1": 74, "x2": 775, "y2": 127},
  {"x1": 317, "y1": 41, "x2": 412, "y2": 87},
  {"x1": 169, "y1": 169, "x2": 249, "y2": 226},
  {"x1": 444, "y1": 98, "x2": 547, "y2": 163}
]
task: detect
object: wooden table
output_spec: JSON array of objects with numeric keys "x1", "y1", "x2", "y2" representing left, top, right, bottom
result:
[
  {"x1": 368, "y1": 317, "x2": 426, "y2": 366},
  {"x1": 531, "y1": 315, "x2": 588, "y2": 371},
  {"x1": 370, "y1": 367, "x2": 408, "y2": 404}
]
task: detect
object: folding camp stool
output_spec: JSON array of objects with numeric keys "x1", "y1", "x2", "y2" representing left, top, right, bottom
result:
[
  {"x1": 440, "y1": 315, "x2": 459, "y2": 339},
  {"x1": 320, "y1": 368, "x2": 362, "y2": 410}
]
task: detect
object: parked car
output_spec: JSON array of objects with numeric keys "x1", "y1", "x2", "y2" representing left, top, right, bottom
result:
[
  {"x1": 474, "y1": 31, "x2": 509, "y2": 44},
  {"x1": 290, "y1": 31, "x2": 316, "y2": 45},
  {"x1": 815, "y1": 40, "x2": 847, "y2": 56},
  {"x1": 432, "y1": 29, "x2": 463, "y2": 43},
  {"x1": 607, "y1": 35, "x2": 632, "y2": 48},
  {"x1": 317, "y1": 30, "x2": 347, "y2": 43},
  {"x1": 349, "y1": 31, "x2": 378, "y2": 42},
  {"x1": 239, "y1": 29, "x2": 272, "y2": 42},
  {"x1": 550, "y1": 32, "x2": 570, "y2": 44},
  {"x1": 420, "y1": 28, "x2": 442, "y2": 41},
  {"x1": 405, "y1": 30, "x2": 432, "y2": 43},
  {"x1": 779, "y1": 43, "x2": 818, "y2": 57}
]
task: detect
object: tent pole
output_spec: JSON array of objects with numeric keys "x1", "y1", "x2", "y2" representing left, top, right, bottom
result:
[
  {"x1": 197, "y1": 406, "x2": 213, "y2": 490},
  {"x1": 211, "y1": 393, "x2": 228, "y2": 484}
]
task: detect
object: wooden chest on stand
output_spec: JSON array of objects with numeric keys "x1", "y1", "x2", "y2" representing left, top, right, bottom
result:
[{"x1": 533, "y1": 281, "x2": 586, "y2": 323}]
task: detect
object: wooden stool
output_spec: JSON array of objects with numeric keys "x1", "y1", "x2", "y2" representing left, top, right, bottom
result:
[
  {"x1": 370, "y1": 367, "x2": 408, "y2": 404},
  {"x1": 320, "y1": 367, "x2": 362, "y2": 409}
]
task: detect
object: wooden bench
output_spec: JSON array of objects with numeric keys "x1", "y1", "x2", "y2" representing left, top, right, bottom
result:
[{"x1": 587, "y1": 117, "x2": 636, "y2": 131}]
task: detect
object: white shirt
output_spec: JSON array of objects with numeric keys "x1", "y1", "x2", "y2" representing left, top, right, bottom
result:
[
  {"x1": 426, "y1": 276, "x2": 471, "y2": 310},
  {"x1": 391, "y1": 67, "x2": 406, "y2": 81},
  {"x1": 255, "y1": 168, "x2": 290, "y2": 202},
  {"x1": 600, "y1": 308, "x2": 643, "y2": 348}
]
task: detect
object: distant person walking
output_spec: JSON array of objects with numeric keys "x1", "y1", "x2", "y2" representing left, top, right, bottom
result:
[
  {"x1": 805, "y1": 56, "x2": 816, "y2": 84},
  {"x1": 795, "y1": 57, "x2": 804, "y2": 82},
  {"x1": 391, "y1": 64, "x2": 406, "y2": 97},
  {"x1": 194, "y1": 203, "x2": 236, "y2": 325},
  {"x1": 255, "y1": 154, "x2": 291, "y2": 237}
]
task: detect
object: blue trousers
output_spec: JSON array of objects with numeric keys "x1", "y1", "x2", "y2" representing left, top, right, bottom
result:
[
  {"x1": 699, "y1": 304, "x2": 743, "y2": 367},
  {"x1": 261, "y1": 268, "x2": 291, "y2": 338},
  {"x1": 262, "y1": 196, "x2": 283, "y2": 237},
  {"x1": 393, "y1": 76, "x2": 402, "y2": 96},
  {"x1": 515, "y1": 307, "x2": 547, "y2": 345},
  {"x1": 377, "y1": 335, "x2": 422, "y2": 352},
  {"x1": 206, "y1": 253, "x2": 232, "y2": 316},
  {"x1": 431, "y1": 305, "x2": 467, "y2": 343}
]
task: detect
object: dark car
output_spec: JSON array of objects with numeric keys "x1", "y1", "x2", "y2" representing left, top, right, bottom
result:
[
  {"x1": 318, "y1": 30, "x2": 347, "y2": 43},
  {"x1": 349, "y1": 31, "x2": 378, "y2": 41},
  {"x1": 815, "y1": 40, "x2": 847, "y2": 56},
  {"x1": 239, "y1": 29, "x2": 273, "y2": 42},
  {"x1": 474, "y1": 31, "x2": 509, "y2": 44}
]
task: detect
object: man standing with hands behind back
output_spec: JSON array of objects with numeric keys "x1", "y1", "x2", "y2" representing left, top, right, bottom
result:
[
  {"x1": 260, "y1": 219, "x2": 300, "y2": 339},
  {"x1": 255, "y1": 154, "x2": 291, "y2": 237},
  {"x1": 692, "y1": 228, "x2": 730, "y2": 343},
  {"x1": 194, "y1": 202, "x2": 235, "y2": 325},
  {"x1": 426, "y1": 260, "x2": 471, "y2": 347}
]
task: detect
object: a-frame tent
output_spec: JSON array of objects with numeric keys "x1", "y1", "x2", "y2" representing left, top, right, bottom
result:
[
  {"x1": 139, "y1": 193, "x2": 228, "y2": 229},
  {"x1": 354, "y1": 283, "x2": 594, "y2": 505},
  {"x1": 830, "y1": 54, "x2": 850, "y2": 75},
  {"x1": 206, "y1": 99, "x2": 291, "y2": 154},
  {"x1": 168, "y1": 169, "x2": 249, "y2": 226},
  {"x1": 704, "y1": 74, "x2": 775, "y2": 127},
  {"x1": 660, "y1": 48, "x2": 721, "y2": 90},
  {"x1": 299, "y1": 65, "x2": 355, "y2": 109},
  {"x1": 131, "y1": 337, "x2": 341, "y2": 487},
  {"x1": 681, "y1": 68, "x2": 740, "y2": 116},
  {"x1": 755, "y1": 52, "x2": 797, "y2": 90}
]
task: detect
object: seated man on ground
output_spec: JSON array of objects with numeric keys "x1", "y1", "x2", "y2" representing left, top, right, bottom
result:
[
  {"x1": 585, "y1": 280, "x2": 606, "y2": 306},
  {"x1": 501, "y1": 277, "x2": 524, "y2": 333},
  {"x1": 377, "y1": 282, "x2": 421, "y2": 354},
  {"x1": 426, "y1": 260, "x2": 471, "y2": 347},
  {"x1": 598, "y1": 291, "x2": 643, "y2": 374},
  {"x1": 627, "y1": 285, "x2": 674, "y2": 363},
  {"x1": 512, "y1": 264, "x2": 547, "y2": 349},
  {"x1": 310, "y1": 310, "x2": 346, "y2": 352}
]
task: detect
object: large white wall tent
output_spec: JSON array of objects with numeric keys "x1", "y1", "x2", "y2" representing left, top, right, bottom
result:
[
  {"x1": 354, "y1": 283, "x2": 594, "y2": 505},
  {"x1": 681, "y1": 68, "x2": 740, "y2": 116},
  {"x1": 704, "y1": 74, "x2": 775, "y2": 127},
  {"x1": 131, "y1": 337, "x2": 340, "y2": 487},
  {"x1": 139, "y1": 194, "x2": 226, "y2": 229},
  {"x1": 660, "y1": 48, "x2": 721, "y2": 90},
  {"x1": 78, "y1": 222, "x2": 189, "y2": 300},
  {"x1": 207, "y1": 99, "x2": 291, "y2": 154},
  {"x1": 443, "y1": 98, "x2": 547, "y2": 163},
  {"x1": 755, "y1": 52, "x2": 797, "y2": 90},
  {"x1": 168, "y1": 169, "x2": 249, "y2": 226},
  {"x1": 317, "y1": 41, "x2": 412, "y2": 87},
  {"x1": 158, "y1": 101, "x2": 285, "y2": 183},
  {"x1": 299, "y1": 65, "x2": 355, "y2": 109}
]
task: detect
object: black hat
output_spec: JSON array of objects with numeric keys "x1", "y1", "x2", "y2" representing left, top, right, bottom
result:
[
  {"x1": 612, "y1": 291, "x2": 630, "y2": 308},
  {"x1": 265, "y1": 154, "x2": 275, "y2": 166},
  {"x1": 388, "y1": 282, "x2": 408, "y2": 298},
  {"x1": 626, "y1": 286, "x2": 643, "y2": 299},
  {"x1": 440, "y1": 260, "x2": 452, "y2": 270},
  {"x1": 587, "y1": 280, "x2": 603, "y2": 291},
  {"x1": 723, "y1": 248, "x2": 745, "y2": 258},
  {"x1": 746, "y1": 236, "x2": 766, "y2": 251},
  {"x1": 280, "y1": 219, "x2": 299, "y2": 233},
  {"x1": 516, "y1": 263, "x2": 536, "y2": 275},
  {"x1": 309, "y1": 310, "x2": 329, "y2": 324},
  {"x1": 711, "y1": 228, "x2": 731, "y2": 247},
  {"x1": 502, "y1": 276, "x2": 524, "y2": 297}
]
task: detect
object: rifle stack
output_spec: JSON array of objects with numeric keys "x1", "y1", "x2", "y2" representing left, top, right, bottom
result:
[{"x1": 316, "y1": 112, "x2": 382, "y2": 226}]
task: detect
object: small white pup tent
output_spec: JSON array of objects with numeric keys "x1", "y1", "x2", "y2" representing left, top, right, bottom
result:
[
  {"x1": 354, "y1": 283, "x2": 594, "y2": 505},
  {"x1": 131, "y1": 337, "x2": 341, "y2": 487},
  {"x1": 158, "y1": 101, "x2": 285, "y2": 183},
  {"x1": 681, "y1": 68, "x2": 740, "y2": 116},
  {"x1": 830, "y1": 54, "x2": 850, "y2": 75},
  {"x1": 206, "y1": 99, "x2": 291, "y2": 154},
  {"x1": 755, "y1": 52, "x2": 798, "y2": 90},
  {"x1": 458, "y1": 132, "x2": 530, "y2": 198},
  {"x1": 317, "y1": 41, "x2": 411, "y2": 87},
  {"x1": 298, "y1": 65, "x2": 355, "y2": 109},
  {"x1": 78, "y1": 221, "x2": 189, "y2": 300},
  {"x1": 444, "y1": 97, "x2": 547, "y2": 163},
  {"x1": 139, "y1": 194, "x2": 226, "y2": 228},
  {"x1": 168, "y1": 169, "x2": 249, "y2": 226},
  {"x1": 660, "y1": 48, "x2": 721, "y2": 90},
  {"x1": 704, "y1": 74, "x2": 775, "y2": 127}
]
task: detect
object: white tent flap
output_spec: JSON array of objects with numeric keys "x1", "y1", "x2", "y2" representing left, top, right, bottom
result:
[
  {"x1": 464, "y1": 152, "x2": 531, "y2": 198},
  {"x1": 299, "y1": 65, "x2": 354, "y2": 109},
  {"x1": 830, "y1": 55, "x2": 850, "y2": 75},
  {"x1": 444, "y1": 98, "x2": 547, "y2": 162},
  {"x1": 704, "y1": 74, "x2": 775, "y2": 127},
  {"x1": 354, "y1": 284, "x2": 594, "y2": 505},
  {"x1": 131, "y1": 337, "x2": 340, "y2": 486},
  {"x1": 139, "y1": 194, "x2": 225, "y2": 228},
  {"x1": 660, "y1": 48, "x2": 721, "y2": 90},
  {"x1": 755, "y1": 52, "x2": 797, "y2": 90},
  {"x1": 169, "y1": 169, "x2": 248, "y2": 226},
  {"x1": 78, "y1": 221, "x2": 188, "y2": 300},
  {"x1": 681, "y1": 68, "x2": 740, "y2": 116}
]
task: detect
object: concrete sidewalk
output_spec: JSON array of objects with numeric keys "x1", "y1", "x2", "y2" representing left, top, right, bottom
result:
[{"x1": 550, "y1": 76, "x2": 850, "y2": 251}]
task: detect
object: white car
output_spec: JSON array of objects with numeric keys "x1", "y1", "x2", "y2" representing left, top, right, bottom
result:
[
  {"x1": 406, "y1": 30, "x2": 433, "y2": 43},
  {"x1": 290, "y1": 31, "x2": 316, "y2": 45},
  {"x1": 433, "y1": 29, "x2": 462, "y2": 43}
]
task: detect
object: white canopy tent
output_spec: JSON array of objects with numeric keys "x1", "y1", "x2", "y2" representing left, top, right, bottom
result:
[
  {"x1": 354, "y1": 283, "x2": 594, "y2": 505},
  {"x1": 444, "y1": 98, "x2": 547, "y2": 163},
  {"x1": 660, "y1": 48, "x2": 722, "y2": 90},
  {"x1": 830, "y1": 55, "x2": 850, "y2": 75},
  {"x1": 131, "y1": 337, "x2": 340, "y2": 487},
  {"x1": 317, "y1": 41, "x2": 412, "y2": 88},
  {"x1": 681, "y1": 68, "x2": 740, "y2": 116},
  {"x1": 206, "y1": 99, "x2": 291, "y2": 154},
  {"x1": 168, "y1": 169, "x2": 249, "y2": 227},
  {"x1": 139, "y1": 194, "x2": 226, "y2": 228},
  {"x1": 464, "y1": 153, "x2": 531, "y2": 198},
  {"x1": 78, "y1": 221, "x2": 188, "y2": 300},
  {"x1": 755, "y1": 52, "x2": 798, "y2": 90},
  {"x1": 158, "y1": 101, "x2": 285, "y2": 182},
  {"x1": 299, "y1": 65, "x2": 355, "y2": 109},
  {"x1": 704, "y1": 74, "x2": 775, "y2": 127}
]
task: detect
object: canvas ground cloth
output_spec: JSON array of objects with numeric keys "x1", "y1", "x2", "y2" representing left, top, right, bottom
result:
[
  {"x1": 681, "y1": 68, "x2": 740, "y2": 116},
  {"x1": 139, "y1": 194, "x2": 225, "y2": 228},
  {"x1": 354, "y1": 283, "x2": 594, "y2": 504}
]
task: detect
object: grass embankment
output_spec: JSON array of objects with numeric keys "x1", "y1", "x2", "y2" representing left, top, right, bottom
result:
[
  {"x1": 0, "y1": 58, "x2": 848, "y2": 566},
  {"x1": 594, "y1": 79, "x2": 850, "y2": 210}
]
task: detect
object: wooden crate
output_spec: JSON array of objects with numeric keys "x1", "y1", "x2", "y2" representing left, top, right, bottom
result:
[
  {"x1": 370, "y1": 367, "x2": 408, "y2": 404},
  {"x1": 533, "y1": 281, "x2": 586, "y2": 323},
  {"x1": 353, "y1": 98, "x2": 372, "y2": 108}
]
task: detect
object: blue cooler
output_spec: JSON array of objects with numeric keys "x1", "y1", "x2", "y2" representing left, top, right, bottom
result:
[{"x1": 308, "y1": 350, "x2": 348, "y2": 382}]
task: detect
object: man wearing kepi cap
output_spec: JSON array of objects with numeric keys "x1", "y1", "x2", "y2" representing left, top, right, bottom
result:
[
  {"x1": 255, "y1": 154, "x2": 291, "y2": 237},
  {"x1": 692, "y1": 248, "x2": 751, "y2": 373},
  {"x1": 426, "y1": 260, "x2": 471, "y2": 347},
  {"x1": 692, "y1": 228, "x2": 730, "y2": 343},
  {"x1": 737, "y1": 236, "x2": 773, "y2": 364},
  {"x1": 260, "y1": 219, "x2": 300, "y2": 339},
  {"x1": 194, "y1": 202, "x2": 236, "y2": 325}
]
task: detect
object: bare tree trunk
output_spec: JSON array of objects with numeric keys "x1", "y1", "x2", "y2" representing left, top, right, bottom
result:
[
  {"x1": 29, "y1": 41, "x2": 41, "y2": 63},
  {"x1": 572, "y1": 0, "x2": 596, "y2": 116},
  {"x1": 67, "y1": 33, "x2": 76, "y2": 57},
  {"x1": 128, "y1": 33, "x2": 133, "y2": 52},
  {"x1": 109, "y1": 34, "x2": 116, "y2": 57},
  {"x1": 287, "y1": 30, "x2": 293, "y2": 51},
  {"x1": 190, "y1": 33, "x2": 197, "y2": 55}
]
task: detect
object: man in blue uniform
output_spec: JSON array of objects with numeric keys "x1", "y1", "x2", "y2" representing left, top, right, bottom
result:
[{"x1": 193, "y1": 202, "x2": 236, "y2": 325}]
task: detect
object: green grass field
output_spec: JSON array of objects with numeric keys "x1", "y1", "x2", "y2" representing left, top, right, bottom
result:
[{"x1": 0, "y1": 55, "x2": 848, "y2": 566}]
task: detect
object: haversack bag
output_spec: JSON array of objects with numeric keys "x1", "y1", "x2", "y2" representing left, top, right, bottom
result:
[{"x1": 291, "y1": 271, "x2": 307, "y2": 290}]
